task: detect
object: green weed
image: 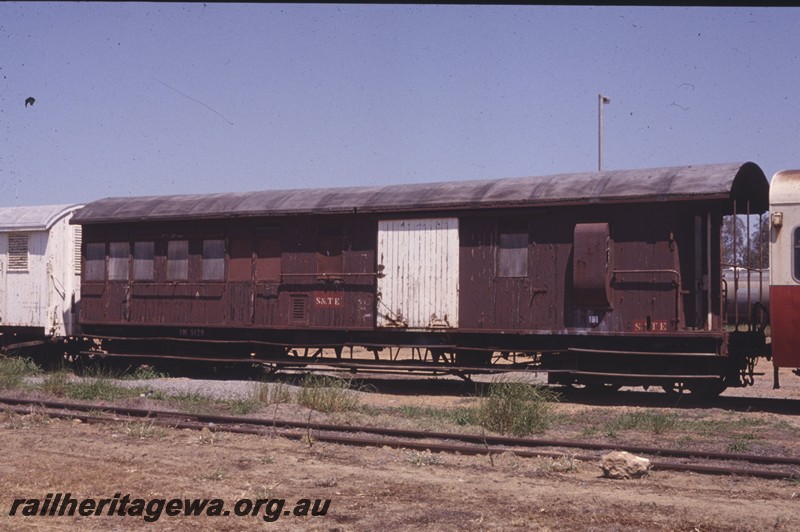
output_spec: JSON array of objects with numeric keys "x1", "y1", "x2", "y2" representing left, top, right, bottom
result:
[
  {"x1": 4, "y1": 409, "x2": 51, "y2": 429},
  {"x1": 296, "y1": 375, "x2": 360, "y2": 413},
  {"x1": 603, "y1": 410, "x2": 678, "y2": 436},
  {"x1": 65, "y1": 378, "x2": 143, "y2": 401},
  {"x1": 0, "y1": 357, "x2": 41, "y2": 389},
  {"x1": 255, "y1": 381, "x2": 293, "y2": 405},
  {"x1": 477, "y1": 381, "x2": 558, "y2": 436},
  {"x1": 125, "y1": 365, "x2": 168, "y2": 380},
  {"x1": 394, "y1": 405, "x2": 479, "y2": 427},
  {"x1": 169, "y1": 392, "x2": 216, "y2": 414},
  {"x1": 226, "y1": 399, "x2": 262, "y2": 415},
  {"x1": 38, "y1": 371, "x2": 70, "y2": 396},
  {"x1": 122, "y1": 420, "x2": 166, "y2": 439}
]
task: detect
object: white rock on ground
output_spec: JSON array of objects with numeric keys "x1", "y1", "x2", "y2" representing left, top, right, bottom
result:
[{"x1": 600, "y1": 451, "x2": 651, "y2": 479}]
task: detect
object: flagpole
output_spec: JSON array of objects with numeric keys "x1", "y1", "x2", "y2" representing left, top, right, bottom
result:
[{"x1": 598, "y1": 94, "x2": 610, "y2": 171}]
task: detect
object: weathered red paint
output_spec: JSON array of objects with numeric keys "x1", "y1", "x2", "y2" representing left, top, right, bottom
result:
[
  {"x1": 80, "y1": 217, "x2": 376, "y2": 331},
  {"x1": 770, "y1": 285, "x2": 800, "y2": 368}
]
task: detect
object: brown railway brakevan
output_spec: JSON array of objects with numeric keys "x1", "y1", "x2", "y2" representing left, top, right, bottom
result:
[{"x1": 69, "y1": 162, "x2": 775, "y2": 395}]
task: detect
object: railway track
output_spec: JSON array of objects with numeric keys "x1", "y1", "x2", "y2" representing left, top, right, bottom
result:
[{"x1": 2, "y1": 395, "x2": 798, "y2": 481}]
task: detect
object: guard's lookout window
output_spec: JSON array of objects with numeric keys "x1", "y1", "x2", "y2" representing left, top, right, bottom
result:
[{"x1": 498, "y1": 232, "x2": 528, "y2": 278}]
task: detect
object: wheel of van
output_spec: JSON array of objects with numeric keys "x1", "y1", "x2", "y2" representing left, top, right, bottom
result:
[
  {"x1": 662, "y1": 379, "x2": 726, "y2": 398},
  {"x1": 689, "y1": 378, "x2": 728, "y2": 398}
]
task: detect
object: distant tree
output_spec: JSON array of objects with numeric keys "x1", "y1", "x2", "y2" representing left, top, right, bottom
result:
[
  {"x1": 722, "y1": 214, "x2": 769, "y2": 270},
  {"x1": 722, "y1": 215, "x2": 746, "y2": 268},
  {"x1": 751, "y1": 214, "x2": 769, "y2": 270}
]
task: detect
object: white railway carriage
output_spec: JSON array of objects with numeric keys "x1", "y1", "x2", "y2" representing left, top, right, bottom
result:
[
  {"x1": 0, "y1": 204, "x2": 83, "y2": 346},
  {"x1": 770, "y1": 170, "x2": 800, "y2": 369}
]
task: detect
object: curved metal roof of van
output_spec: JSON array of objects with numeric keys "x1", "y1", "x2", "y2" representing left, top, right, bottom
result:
[
  {"x1": 0, "y1": 204, "x2": 83, "y2": 232},
  {"x1": 71, "y1": 162, "x2": 768, "y2": 224}
]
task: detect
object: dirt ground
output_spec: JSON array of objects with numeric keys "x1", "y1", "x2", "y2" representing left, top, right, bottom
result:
[{"x1": 1, "y1": 367, "x2": 800, "y2": 531}]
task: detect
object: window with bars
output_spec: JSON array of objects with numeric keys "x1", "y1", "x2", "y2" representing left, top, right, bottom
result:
[{"x1": 8, "y1": 234, "x2": 28, "y2": 271}]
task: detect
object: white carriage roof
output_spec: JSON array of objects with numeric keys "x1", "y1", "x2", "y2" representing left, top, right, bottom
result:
[
  {"x1": 0, "y1": 204, "x2": 83, "y2": 232},
  {"x1": 769, "y1": 169, "x2": 800, "y2": 206},
  {"x1": 71, "y1": 162, "x2": 769, "y2": 225}
]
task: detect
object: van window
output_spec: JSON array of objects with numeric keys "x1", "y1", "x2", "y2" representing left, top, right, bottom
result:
[
  {"x1": 108, "y1": 242, "x2": 129, "y2": 280},
  {"x1": 84, "y1": 243, "x2": 105, "y2": 281},
  {"x1": 167, "y1": 240, "x2": 189, "y2": 281},
  {"x1": 202, "y1": 239, "x2": 225, "y2": 280},
  {"x1": 133, "y1": 241, "x2": 155, "y2": 281},
  {"x1": 497, "y1": 232, "x2": 528, "y2": 278}
]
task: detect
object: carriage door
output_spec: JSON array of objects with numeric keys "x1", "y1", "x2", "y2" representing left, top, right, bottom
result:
[
  {"x1": 0, "y1": 235, "x2": 6, "y2": 326},
  {"x1": 376, "y1": 218, "x2": 459, "y2": 329},
  {"x1": 107, "y1": 241, "x2": 132, "y2": 322}
]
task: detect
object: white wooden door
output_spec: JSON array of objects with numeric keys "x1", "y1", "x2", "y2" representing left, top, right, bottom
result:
[{"x1": 377, "y1": 218, "x2": 459, "y2": 328}]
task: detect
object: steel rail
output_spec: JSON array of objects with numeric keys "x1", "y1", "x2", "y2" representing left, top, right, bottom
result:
[
  {"x1": 2, "y1": 403, "x2": 795, "y2": 481},
  {"x1": 2, "y1": 396, "x2": 799, "y2": 477}
]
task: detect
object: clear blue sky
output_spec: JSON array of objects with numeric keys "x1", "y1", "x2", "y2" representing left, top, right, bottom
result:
[{"x1": 2, "y1": 4, "x2": 799, "y2": 206}]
